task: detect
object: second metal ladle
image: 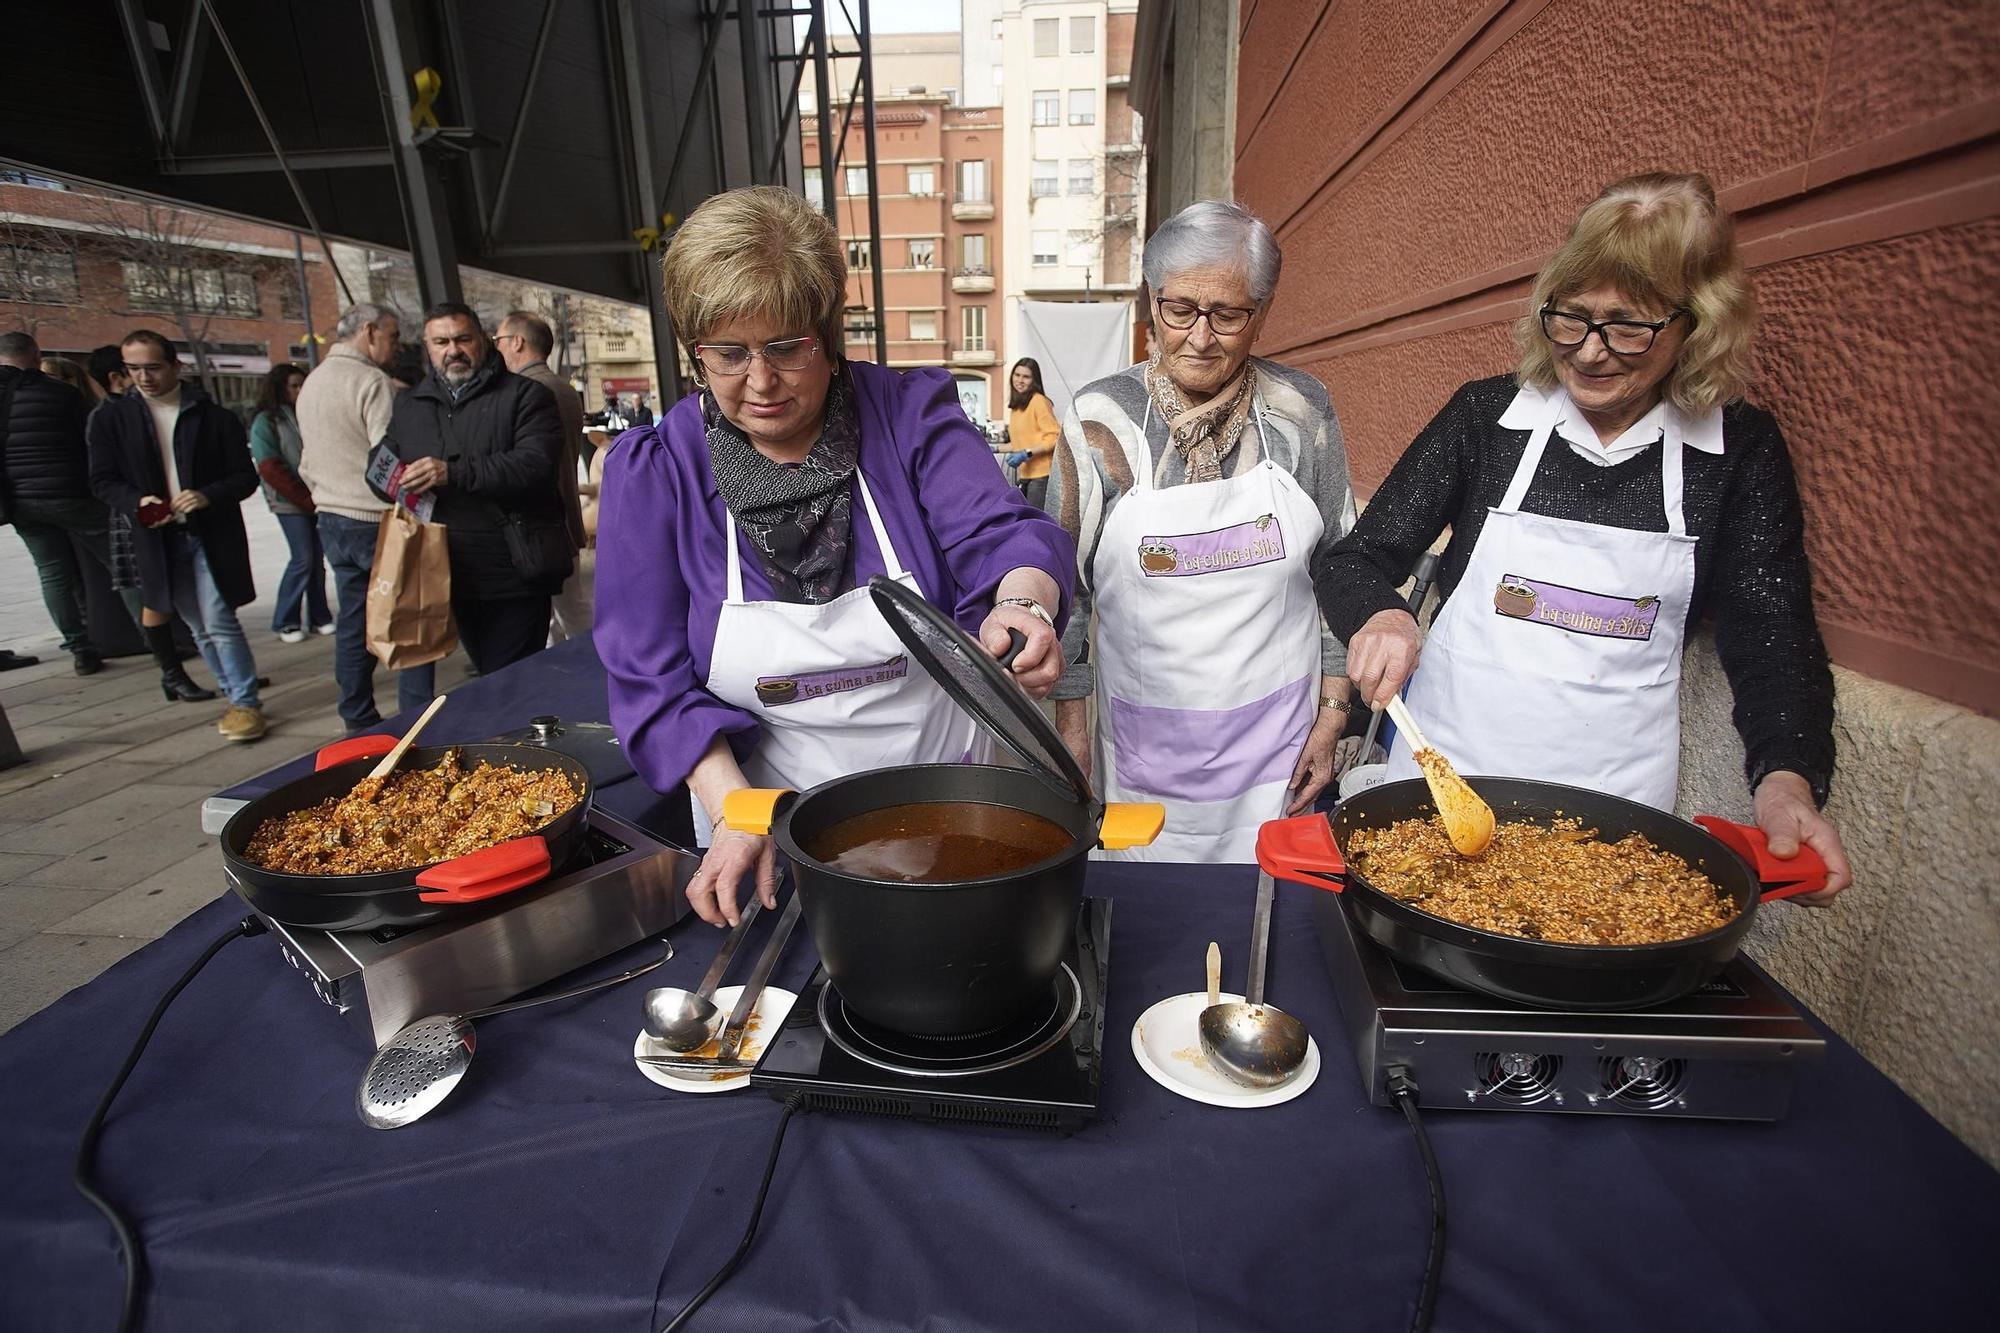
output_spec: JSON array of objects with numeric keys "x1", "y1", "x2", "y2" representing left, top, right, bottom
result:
[{"x1": 1198, "y1": 867, "x2": 1310, "y2": 1089}]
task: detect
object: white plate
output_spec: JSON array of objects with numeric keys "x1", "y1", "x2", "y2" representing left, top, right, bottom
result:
[
  {"x1": 632, "y1": 985, "x2": 799, "y2": 1094},
  {"x1": 1130, "y1": 991, "x2": 1320, "y2": 1109}
]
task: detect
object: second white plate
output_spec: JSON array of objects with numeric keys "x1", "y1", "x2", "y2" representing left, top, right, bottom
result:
[
  {"x1": 1130, "y1": 990, "x2": 1320, "y2": 1109},
  {"x1": 632, "y1": 985, "x2": 799, "y2": 1094}
]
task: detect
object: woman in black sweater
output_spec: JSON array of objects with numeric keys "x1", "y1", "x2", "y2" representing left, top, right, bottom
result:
[{"x1": 1315, "y1": 171, "x2": 1850, "y2": 900}]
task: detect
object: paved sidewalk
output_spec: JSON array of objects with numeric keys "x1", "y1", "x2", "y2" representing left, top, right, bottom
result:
[{"x1": 0, "y1": 504, "x2": 470, "y2": 1033}]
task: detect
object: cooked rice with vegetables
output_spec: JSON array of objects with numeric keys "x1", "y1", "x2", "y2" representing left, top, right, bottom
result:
[
  {"x1": 1348, "y1": 815, "x2": 1732, "y2": 945},
  {"x1": 244, "y1": 747, "x2": 582, "y2": 875}
]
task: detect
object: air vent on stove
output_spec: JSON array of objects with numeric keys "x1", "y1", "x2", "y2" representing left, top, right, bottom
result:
[
  {"x1": 1472, "y1": 1051, "x2": 1563, "y2": 1106},
  {"x1": 1596, "y1": 1055, "x2": 1687, "y2": 1110},
  {"x1": 931, "y1": 1102, "x2": 1061, "y2": 1131},
  {"x1": 804, "y1": 1093, "x2": 918, "y2": 1119}
]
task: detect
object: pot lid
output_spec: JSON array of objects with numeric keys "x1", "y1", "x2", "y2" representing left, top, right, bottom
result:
[{"x1": 868, "y1": 576, "x2": 1093, "y2": 807}]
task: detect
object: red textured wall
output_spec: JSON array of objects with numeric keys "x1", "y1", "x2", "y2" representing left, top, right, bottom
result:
[{"x1": 1234, "y1": 0, "x2": 2000, "y2": 714}]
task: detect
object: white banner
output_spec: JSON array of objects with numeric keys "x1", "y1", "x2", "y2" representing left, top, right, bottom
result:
[{"x1": 1015, "y1": 299, "x2": 1134, "y2": 423}]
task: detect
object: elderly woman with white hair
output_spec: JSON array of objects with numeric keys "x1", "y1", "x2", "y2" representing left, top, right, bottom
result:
[
  {"x1": 1319, "y1": 171, "x2": 1851, "y2": 900},
  {"x1": 1044, "y1": 199, "x2": 1357, "y2": 863}
]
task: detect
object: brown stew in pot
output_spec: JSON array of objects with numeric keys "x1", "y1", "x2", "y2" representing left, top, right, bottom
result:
[{"x1": 807, "y1": 802, "x2": 1072, "y2": 882}]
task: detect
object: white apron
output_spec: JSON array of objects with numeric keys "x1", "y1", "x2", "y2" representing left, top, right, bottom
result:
[
  {"x1": 694, "y1": 473, "x2": 980, "y2": 843},
  {"x1": 1386, "y1": 390, "x2": 1698, "y2": 811},
  {"x1": 1091, "y1": 401, "x2": 1324, "y2": 862}
]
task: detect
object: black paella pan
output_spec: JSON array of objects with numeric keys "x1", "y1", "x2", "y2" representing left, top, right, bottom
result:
[
  {"x1": 1257, "y1": 777, "x2": 1827, "y2": 1011},
  {"x1": 221, "y1": 735, "x2": 593, "y2": 930}
]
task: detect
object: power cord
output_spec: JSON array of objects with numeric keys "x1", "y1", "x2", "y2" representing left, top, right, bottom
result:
[
  {"x1": 660, "y1": 1097, "x2": 807, "y2": 1333},
  {"x1": 1387, "y1": 1066, "x2": 1445, "y2": 1333},
  {"x1": 73, "y1": 914, "x2": 267, "y2": 1333}
]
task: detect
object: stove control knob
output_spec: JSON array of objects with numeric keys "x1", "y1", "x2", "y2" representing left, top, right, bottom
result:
[{"x1": 531, "y1": 715, "x2": 561, "y2": 739}]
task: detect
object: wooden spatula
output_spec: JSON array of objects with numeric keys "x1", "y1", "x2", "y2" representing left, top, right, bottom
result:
[
  {"x1": 353, "y1": 695, "x2": 447, "y2": 801},
  {"x1": 1385, "y1": 695, "x2": 1495, "y2": 857}
]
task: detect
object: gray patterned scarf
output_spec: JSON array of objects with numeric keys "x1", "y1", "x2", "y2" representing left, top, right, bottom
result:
[
  {"x1": 705, "y1": 375, "x2": 861, "y2": 604},
  {"x1": 1145, "y1": 350, "x2": 1257, "y2": 484}
]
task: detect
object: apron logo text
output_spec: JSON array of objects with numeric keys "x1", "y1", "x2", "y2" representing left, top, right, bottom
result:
[
  {"x1": 755, "y1": 654, "x2": 909, "y2": 707},
  {"x1": 1495, "y1": 575, "x2": 1660, "y2": 641},
  {"x1": 1138, "y1": 514, "x2": 1285, "y2": 578}
]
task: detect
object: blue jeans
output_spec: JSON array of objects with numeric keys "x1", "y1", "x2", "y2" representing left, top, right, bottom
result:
[
  {"x1": 319, "y1": 511, "x2": 435, "y2": 729},
  {"x1": 271, "y1": 511, "x2": 331, "y2": 632},
  {"x1": 164, "y1": 529, "x2": 260, "y2": 708}
]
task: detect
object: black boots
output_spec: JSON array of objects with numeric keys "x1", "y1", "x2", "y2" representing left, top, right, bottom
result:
[{"x1": 146, "y1": 624, "x2": 217, "y2": 702}]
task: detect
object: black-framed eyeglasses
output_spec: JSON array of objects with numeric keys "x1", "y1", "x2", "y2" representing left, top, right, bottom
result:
[
  {"x1": 1154, "y1": 295, "x2": 1257, "y2": 336},
  {"x1": 1540, "y1": 306, "x2": 1687, "y2": 356},
  {"x1": 692, "y1": 335, "x2": 820, "y2": 377}
]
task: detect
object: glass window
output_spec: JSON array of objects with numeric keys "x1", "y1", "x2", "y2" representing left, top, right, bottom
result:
[
  {"x1": 909, "y1": 310, "x2": 938, "y2": 341},
  {"x1": 1032, "y1": 230, "x2": 1059, "y2": 266},
  {"x1": 962, "y1": 305, "x2": 987, "y2": 351},
  {"x1": 844, "y1": 310, "x2": 875, "y2": 342},
  {"x1": 1071, "y1": 16, "x2": 1096, "y2": 53},
  {"x1": 846, "y1": 239, "x2": 872, "y2": 270},
  {"x1": 991, "y1": 64, "x2": 1004, "y2": 87},
  {"x1": 907, "y1": 166, "x2": 935, "y2": 195},
  {"x1": 957, "y1": 159, "x2": 989, "y2": 202},
  {"x1": 845, "y1": 166, "x2": 868, "y2": 194},
  {"x1": 1033, "y1": 91, "x2": 1059, "y2": 127},
  {"x1": 1068, "y1": 89, "x2": 1095, "y2": 125},
  {"x1": 908, "y1": 239, "x2": 936, "y2": 268},
  {"x1": 991, "y1": 19, "x2": 1001, "y2": 40},
  {"x1": 1066, "y1": 230, "x2": 1097, "y2": 266},
  {"x1": 803, "y1": 167, "x2": 823, "y2": 204},
  {"x1": 1031, "y1": 160, "x2": 1058, "y2": 197},
  {"x1": 0, "y1": 246, "x2": 81, "y2": 304},
  {"x1": 1068, "y1": 159, "x2": 1094, "y2": 195},
  {"x1": 1033, "y1": 18, "x2": 1058, "y2": 57},
  {"x1": 960, "y1": 234, "x2": 988, "y2": 271}
]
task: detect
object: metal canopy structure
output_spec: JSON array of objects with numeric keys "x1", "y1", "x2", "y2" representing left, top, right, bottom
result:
[{"x1": 1, "y1": 0, "x2": 828, "y2": 397}]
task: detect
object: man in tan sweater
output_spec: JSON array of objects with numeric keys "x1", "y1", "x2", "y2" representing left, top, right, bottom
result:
[
  {"x1": 297, "y1": 303, "x2": 435, "y2": 732},
  {"x1": 496, "y1": 311, "x2": 589, "y2": 640}
]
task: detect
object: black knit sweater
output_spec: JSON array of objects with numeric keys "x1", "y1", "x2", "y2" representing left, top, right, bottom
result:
[{"x1": 1313, "y1": 374, "x2": 1835, "y2": 802}]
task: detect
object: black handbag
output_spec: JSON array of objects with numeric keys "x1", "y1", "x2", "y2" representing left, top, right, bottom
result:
[{"x1": 490, "y1": 500, "x2": 575, "y2": 584}]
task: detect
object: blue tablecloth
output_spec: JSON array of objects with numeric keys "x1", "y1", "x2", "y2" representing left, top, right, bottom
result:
[{"x1": 2, "y1": 641, "x2": 1995, "y2": 1331}]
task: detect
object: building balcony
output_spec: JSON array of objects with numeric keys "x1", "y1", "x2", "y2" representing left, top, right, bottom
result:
[
  {"x1": 948, "y1": 343, "x2": 996, "y2": 367},
  {"x1": 951, "y1": 195, "x2": 994, "y2": 220},
  {"x1": 952, "y1": 267, "x2": 995, "y2": 293}
]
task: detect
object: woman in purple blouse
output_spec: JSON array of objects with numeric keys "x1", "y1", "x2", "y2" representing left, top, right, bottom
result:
[{"x1": 596, "y1": 187, "x2": 1075, "y2": 927}]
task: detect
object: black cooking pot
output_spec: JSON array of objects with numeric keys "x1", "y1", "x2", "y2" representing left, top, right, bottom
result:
[
  {"x1": 1259, "y1": 777, "x2": 1827, "y2": 1010},
  {"x1": 221, "y1": 736, "x2": 593, "y2": 930},
  {"x1": 725, "y1": 770, "x2": 1158, "y2": 1035}
]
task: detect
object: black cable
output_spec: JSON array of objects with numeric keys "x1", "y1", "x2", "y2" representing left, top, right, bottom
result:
[
  {"x1": 73, "y1": 915, "x2": 266, "y2": 1333},
  {"x1": 660, "y1": 1097, "x2": 806, "y2": 1333},
  {"x1": 1387, "y1": 1067, "x2": 1445, "y2": 1333}
]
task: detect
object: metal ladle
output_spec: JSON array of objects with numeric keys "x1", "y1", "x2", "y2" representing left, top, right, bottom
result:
[
  {"x1": 642, "y1": 897, "x2": 763, "y2": 1050},
  {"x1": 1199, "y1": 868, "x2": 1310, "y2": 1089},
  {"x1": 357, "y1": 941, "x2": 672, "y2": 1130}
]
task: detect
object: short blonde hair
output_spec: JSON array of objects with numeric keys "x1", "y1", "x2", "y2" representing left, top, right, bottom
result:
[
  {"x1": 1516, "y1": 172, "x2": 1754, "y2": 411},
  {"x1": 659, "y1": 186, "x2": 846, "y2": 358}
]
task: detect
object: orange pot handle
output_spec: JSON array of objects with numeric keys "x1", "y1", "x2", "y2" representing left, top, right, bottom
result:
[
  {"x1": 415, "y1": 836, "x2": 552, "y2": 903},
  {"x1": 1694, "y1": 816, "x2": 1828, "y2": 901},
  {"x1": 1256, "y1": 815, "x2": 1347, "y2": 893},
  {"x1": 314, "y1": 733, "x2": 398, "y2": 771}
]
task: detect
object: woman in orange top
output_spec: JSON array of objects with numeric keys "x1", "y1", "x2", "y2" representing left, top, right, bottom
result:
[{"x1": 1005, "y1": 357, "x2": 1061, "y2": 509}]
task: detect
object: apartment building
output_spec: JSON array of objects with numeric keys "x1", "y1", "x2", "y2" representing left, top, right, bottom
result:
[
  {"x1": 803, "y1": 93, "x2": 1008, "y2": 425},
  {"x1": 982, "y1": 1, "x2": 1144, "y2": 368},
  {"x1": 808, "y1": 32, "x2": 964, "y2": 111}
]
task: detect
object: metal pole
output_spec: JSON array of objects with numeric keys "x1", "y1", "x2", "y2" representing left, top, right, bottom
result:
[
  {"x1": 810, "y1": 2, "x2": 836, "y2": 218},
  {"x1": 292, "y1": 232, "x2": 317, "y2": 367},
  {"x1": 613, "y1": 0, "x2": 685, "y2": 404},
  {"x1": 487, "y1": 0, "x2": 561, "y2": 240},
  {"x1": 737, "y1": 0, "x2": 772, "y2": 185},
  {"x1": 857, "y1": 0, "x2": 886, "y2": 363},
  {"x1": 363, "y1": 0, "x2": 463, "y2": 309}
]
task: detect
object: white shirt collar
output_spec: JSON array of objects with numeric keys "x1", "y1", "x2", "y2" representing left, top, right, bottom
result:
[{"x1": 1498, "y1": 382, "x2": 1723, "y2": 467}]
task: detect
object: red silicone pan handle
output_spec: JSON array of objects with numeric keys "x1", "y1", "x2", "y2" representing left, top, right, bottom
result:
[
  {"x1": 414, "y1": 836, "x2": 552, "y2": 904},
  {"x1": 1256, "y1": 815, "x2": 1348, "y2": 893},
  {"x1": 1694, "y1": 816, "x2": 1829, "y2": 901},
  {"x1": 314, "y1": 733, "x2": 399, "y2": 771}
]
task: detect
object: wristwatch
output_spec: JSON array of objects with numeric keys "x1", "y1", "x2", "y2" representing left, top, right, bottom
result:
[
  {"x1": 996, "y1": 597, "x2": 1055, "y2": 629},
  {"x1": 1319, "y1": 694, "x2": 1353, "y2": 714}
]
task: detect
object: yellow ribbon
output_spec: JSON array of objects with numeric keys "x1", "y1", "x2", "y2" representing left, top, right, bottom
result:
[
  {"x1": 633, "y1": 211, "x2": 678, "y2": 252},
  {"x1": 410, "y1": 68, "x2": 442, "y2": 131}
]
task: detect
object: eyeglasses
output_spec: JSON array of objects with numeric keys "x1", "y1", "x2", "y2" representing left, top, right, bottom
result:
[
  {"x1": 692, "y1": 336, "x2": 820, "y2": 376},
  {"x1": 1154, "y1": 296, "x2": 1257, "y2": 336},
  {"x1": 1540, "y1": 306, "x2": 1687, "y2": 356}
]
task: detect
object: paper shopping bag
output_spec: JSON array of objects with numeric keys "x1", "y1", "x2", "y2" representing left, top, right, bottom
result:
[{"x1": 366, "y1": 506, "x2": 456, "y2": 668}]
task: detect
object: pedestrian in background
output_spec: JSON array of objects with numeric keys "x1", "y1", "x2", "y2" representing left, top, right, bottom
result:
[
  {"x1": 85, "y1": 345, "x2": 132, "y2": 413},
  {"x1": 376, "y1": 302, "x2": 569, "y2": 675},
  {"x1": 1005, "y1": 357, "x2": 1060, "y2": 510},
  {"x1": 297, "y1": 303, "x2": 434, "y2": 734},
  {"x1": 496, "y1": 310, "x2": 590, "y2": 642},
  {"x1": 86, "y1": 329, "x2": 266, "y2": 739},
  {"x1": 0, "y1": 332, "x2": 145, "y2": 675},
  {"x1": 249, "y1": 362, "x2": 330, "y2": 642},
  {"x1": 40, "y1": 356, "x2": 97, "y2": 402}
]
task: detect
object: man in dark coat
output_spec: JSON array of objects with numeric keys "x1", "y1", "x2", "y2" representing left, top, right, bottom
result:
[
  {"x1": 87, "y1": 329, "x2": 267, "y2": 740},
  {"x1": 0, "y1": 331, "x2": 146, "y2": 675},
  {"x1": 377, "y1": 302, "x2": 570, "y2": 675}
]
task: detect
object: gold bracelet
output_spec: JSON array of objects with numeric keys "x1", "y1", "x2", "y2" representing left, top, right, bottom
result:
[{"x1": 1319, "y1": 695, "x2": 1352, "y2": 714}]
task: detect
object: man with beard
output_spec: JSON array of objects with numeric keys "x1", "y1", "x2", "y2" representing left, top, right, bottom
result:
[{"x1": 373, "y1": 303, "x2": 570, "y2": 675}]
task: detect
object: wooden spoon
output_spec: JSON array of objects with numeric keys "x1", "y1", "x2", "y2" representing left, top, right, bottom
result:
[
  {"x1": 353, "y1": 695, "x2": 447, "y2": 801},
  {"x1": 1385, "y1": 695, "x2": 1495, "y2": 857}
]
